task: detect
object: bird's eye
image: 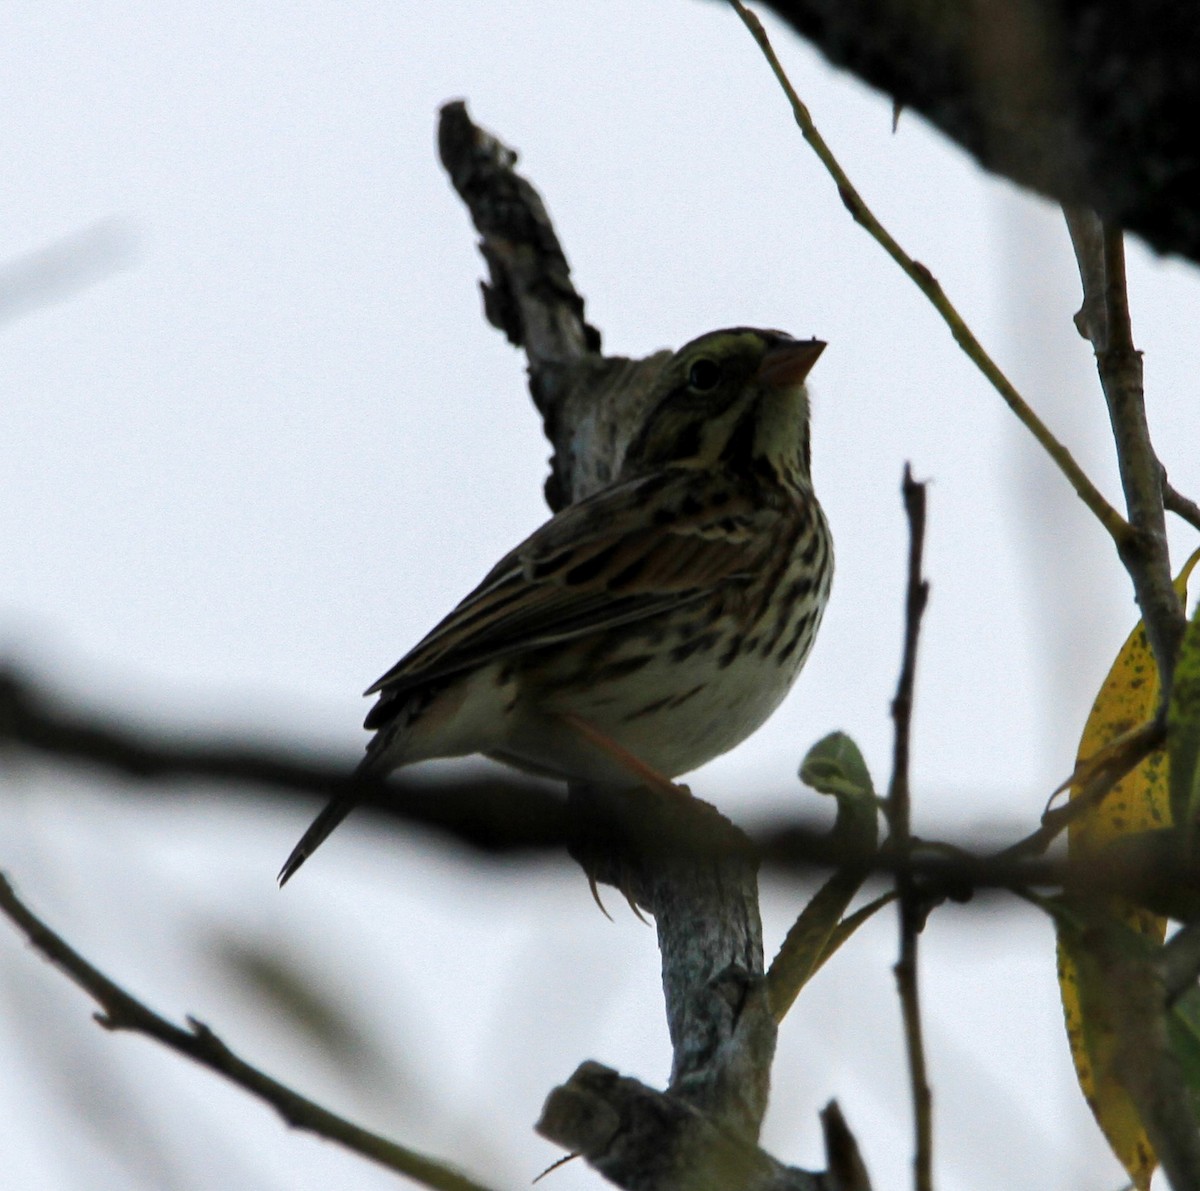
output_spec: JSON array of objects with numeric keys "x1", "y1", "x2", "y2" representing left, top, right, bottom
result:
[{"x1": 687, "y1": 358, "x2": 722, "y2": 391}]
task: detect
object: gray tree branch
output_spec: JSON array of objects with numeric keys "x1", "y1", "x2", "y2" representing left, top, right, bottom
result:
[
  {"x1": 437, "y1": 99, "x2": 819, "y2": 1179},
  {"x1": 535, "y1": 1062, "x2": 825, "y2": 1191},
  {"x1": 438, "y1": 99, "x2": 669, "y2": 510},
  {"x1": 1064, "y1": 209, "x2": 1184, "y2": 692}
]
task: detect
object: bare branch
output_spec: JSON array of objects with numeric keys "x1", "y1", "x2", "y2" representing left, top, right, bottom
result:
[
  {"x1": 887, "y1": 468, "x2": 933, "y2": 1191},
  {"x1": 0, "y1": 873, "x2": 495, "y2": 1191},
  {"x1": 1064, "y1": 209, "x2": 1184, "y2": 693},
  {"x1": 535, "y1": 1062, "x2": 823, "y2": 1191},
  {"x1": 1164, "y1": 475, "x2": 1200, "y2": 536},
  {"x1": 437, "y1": 98, "x2": 596, "y2": 366},
  {"x1": 0, "y1": 665, "x2": 568, "y2": 857},
  {"x1": 437, "y1": 100, "x2": 668, "y2": 509}
]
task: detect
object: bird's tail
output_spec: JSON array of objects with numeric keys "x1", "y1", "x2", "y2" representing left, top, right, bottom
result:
[{"x1": 277, "y1": 755, "x2": 376, "y2": 886}]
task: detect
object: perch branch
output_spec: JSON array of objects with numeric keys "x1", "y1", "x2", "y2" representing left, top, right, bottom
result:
[
  {"x1": 438, "y1": 100, "x2": 785, "y2": 1171},
  {"x1": 565, "y1": 782, "x2": 777, "y2": 1139}
]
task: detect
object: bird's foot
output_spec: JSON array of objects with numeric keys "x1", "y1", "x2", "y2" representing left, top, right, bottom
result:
[{"x1": 557, "y1": 712, "x2": 690, "y2": 802}]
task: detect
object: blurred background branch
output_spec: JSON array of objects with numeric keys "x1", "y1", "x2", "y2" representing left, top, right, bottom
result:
[
  {"x1": 0, "y1": 873, "x2": 497, "y2": 1191},
  {"x1": 5, "y1": 661, "x2": 1197, "y2": 907},
  {"x1": 0, "y1": 218, "x2": 136, "y2": 327}
]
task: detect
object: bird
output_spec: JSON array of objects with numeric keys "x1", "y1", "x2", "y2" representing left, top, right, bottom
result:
[{"x1": 279, "y1": 327, "x2": 833, "y2": 884}]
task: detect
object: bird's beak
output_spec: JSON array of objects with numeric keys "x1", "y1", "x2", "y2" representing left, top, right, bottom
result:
[{"x1": 756, "y1": 339, "x2": 826, "y2": 389}]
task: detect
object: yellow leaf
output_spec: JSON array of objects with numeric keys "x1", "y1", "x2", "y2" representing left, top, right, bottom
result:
[
  {"x1": 1057, "y1": 909, "x2": 1159, "y2": 1191},
  {"x1": 1168, "y1": 586, "x2": 1200, "y2": 842},
  {"x1": 1057, "y1": 546, "x2": 1200, "y2": 1191}
]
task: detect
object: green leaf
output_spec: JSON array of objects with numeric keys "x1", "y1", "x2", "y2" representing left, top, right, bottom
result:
[
  {"x1": 769, "y1": 733, "x2": 880, "y2": 1023},
  {"x1": 800, "y1": 730, "x2": 875, "y2": 802},
  {"x1": 1169, "y1": 597, "x2": 1200, "y2": 846},
  {"x1": 799, "y1": 730, "x2": 878, "y2": 855},
  {"x1": 1167, "y1": 983, "x2": 1200, "y2": 1121}
]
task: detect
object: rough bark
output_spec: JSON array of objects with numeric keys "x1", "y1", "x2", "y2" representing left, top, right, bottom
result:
[{"x1": 438, "y1": 101, "x2": 850, "y2": 1189}]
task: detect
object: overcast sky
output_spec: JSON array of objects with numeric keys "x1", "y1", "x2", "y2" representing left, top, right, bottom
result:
[{"x1": 3, "y1": 2, "x2": 1200, "y2": 1189}]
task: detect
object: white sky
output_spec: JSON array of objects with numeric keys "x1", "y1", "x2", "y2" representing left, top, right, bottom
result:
[{"x1": 3, "y1": 2, "x2": 1199, "y2": 1189}]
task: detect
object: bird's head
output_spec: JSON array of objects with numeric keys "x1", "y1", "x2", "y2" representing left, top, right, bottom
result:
[{"x1": 621, "y1": 327, "x2": 825, "y2": 487}]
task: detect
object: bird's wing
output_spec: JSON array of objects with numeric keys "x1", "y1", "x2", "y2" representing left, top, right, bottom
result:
[
  {"x1": 282, "y1": 474, "x2": 788, "y2": 886},
  {"x1": 364, "y1": 471, "x2": 780, "y2": 703}
]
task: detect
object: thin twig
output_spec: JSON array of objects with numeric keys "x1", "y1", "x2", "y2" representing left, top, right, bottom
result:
[
  {"x1": 0, "y1": 873, "x2": 495, "y2": 1191},
  {"x1": 728, "y1": 0, "x2": 1129, "y2": 548},
  {"x1": 888, "y1": 466, "x2": 933, "y2": 1191},
  {"x1": 1062, "y1": 206, "x2": 1107, "y2": 342},
  {"x1": 1063, "y1": 209, "x2": 1184, "y2": 692},
  {"x1": 998, "y1": 718, "x2": 1166, "y2": 860},
  {"x1": 1164, "y1": 474, "x2": 1200, "y2": 535},
  {"x1": 820, "y1": 1101, "x2": 874, "y2": 1191}
]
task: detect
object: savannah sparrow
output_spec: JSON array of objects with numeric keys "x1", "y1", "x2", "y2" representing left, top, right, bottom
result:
[{"x1": 280, "y1": 327, "x2": 833, "y2": 883}]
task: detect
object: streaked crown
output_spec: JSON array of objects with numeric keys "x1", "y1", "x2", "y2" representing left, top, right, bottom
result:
[{"x1": 621, "y1": 328, "x2": 825, "y2": 487}]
